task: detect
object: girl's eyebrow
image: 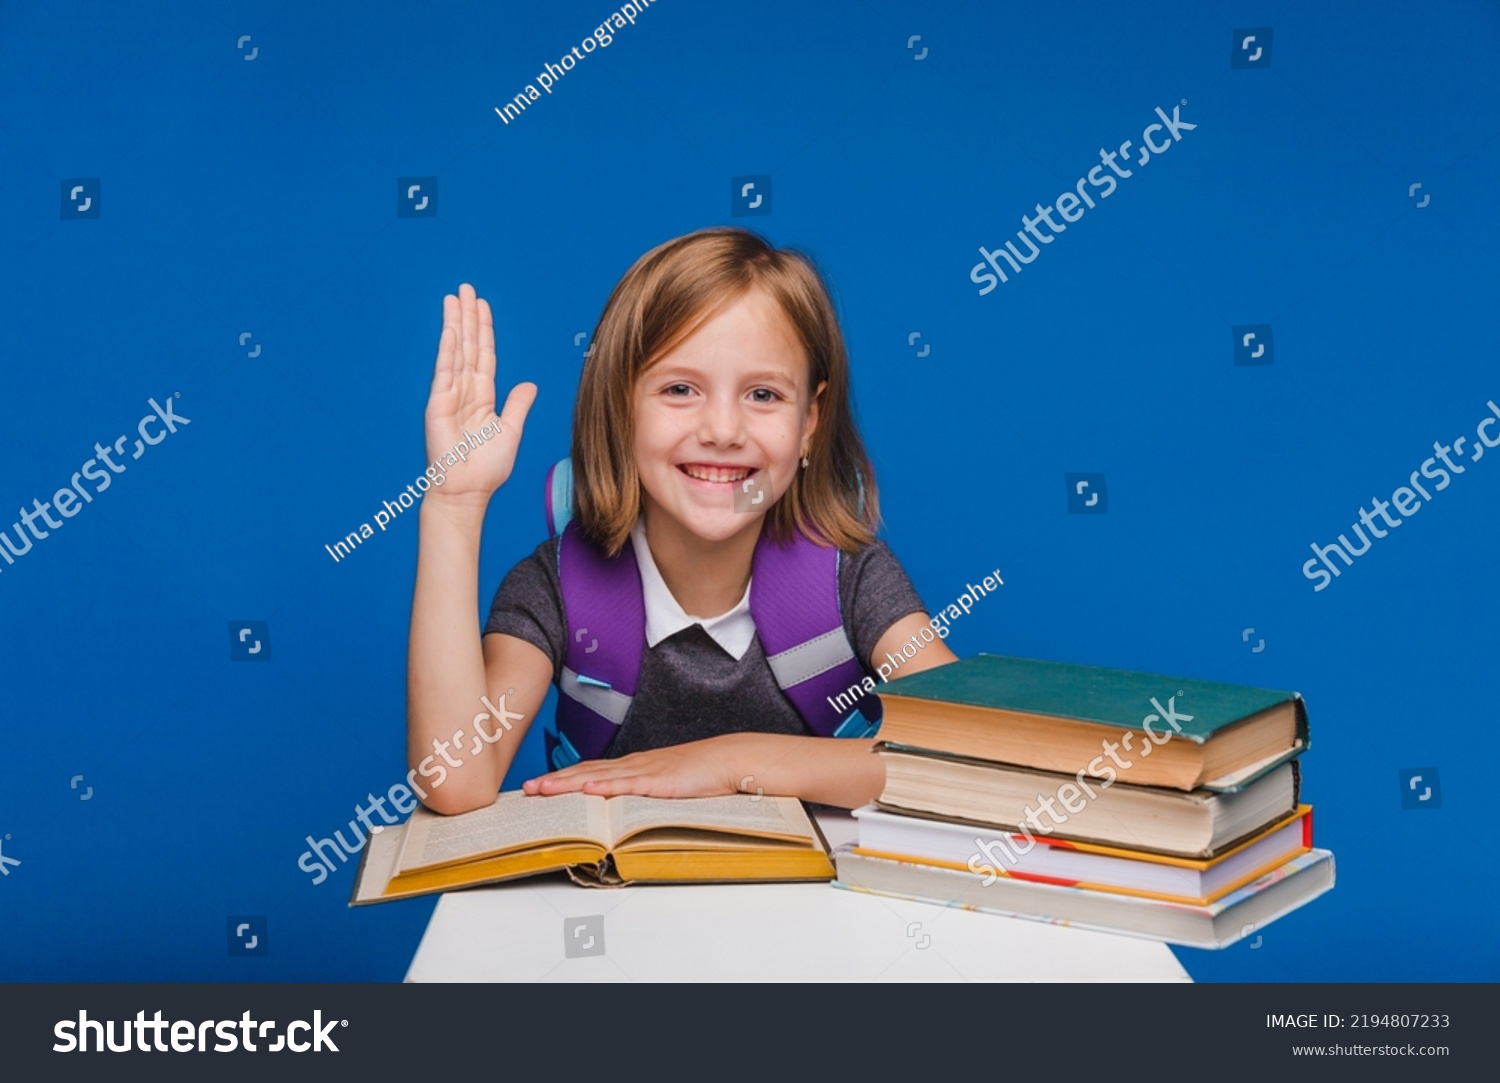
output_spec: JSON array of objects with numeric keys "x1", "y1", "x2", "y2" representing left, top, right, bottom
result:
[
  {"x1": 641, "y1": 364, "x2": 701, "y2": 382},
  {"x1": 648, "y1": 364, "x2": 799, "y2": 385},
  {"x1": 740, "y1": 369, "x2": 800, "y2": 385}
]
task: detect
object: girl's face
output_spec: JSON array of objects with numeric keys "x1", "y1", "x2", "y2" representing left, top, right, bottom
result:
[{"x1": 632, "y1": 287, "x2": 823, "y2": 546}]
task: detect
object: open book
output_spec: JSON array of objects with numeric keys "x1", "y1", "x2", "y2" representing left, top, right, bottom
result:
[{"x1": 351, "y1": 790, "x2": 834, "y2": 904}]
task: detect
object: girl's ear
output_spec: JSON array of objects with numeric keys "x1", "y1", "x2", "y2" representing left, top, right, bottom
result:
[{"x1": 805, "y1": 379, "x2": 828, "y2": 444}]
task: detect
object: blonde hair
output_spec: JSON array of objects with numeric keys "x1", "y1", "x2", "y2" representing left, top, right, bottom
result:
[{"x1": 570, "y1": 226, "x2": 879, "y2": 557}]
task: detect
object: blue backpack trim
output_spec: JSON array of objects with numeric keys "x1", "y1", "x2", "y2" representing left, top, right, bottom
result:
[{"x1": 545, "y1": 458, "x2": 574, "y2": 537}]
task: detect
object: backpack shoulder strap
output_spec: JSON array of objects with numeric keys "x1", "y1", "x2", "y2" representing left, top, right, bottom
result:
[
  {"x1": 551, "y1": 519, "x2": 646, "y2": 769},
  {"x1": 749, "y1": 528, "x2": 882, "y2": 739}
]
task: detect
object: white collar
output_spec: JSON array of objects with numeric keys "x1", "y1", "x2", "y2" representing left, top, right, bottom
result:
[{"x1": 630, "y1": 518, "x2": 756, "y2": 660}]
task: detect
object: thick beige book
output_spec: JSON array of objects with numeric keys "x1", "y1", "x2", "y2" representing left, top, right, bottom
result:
[
  {"x1": 350, "y1": 790, "x2": 834, "y2": 904},
  {"x1": 877, "y1": 752, "x2": 1301, "y2": 858}
]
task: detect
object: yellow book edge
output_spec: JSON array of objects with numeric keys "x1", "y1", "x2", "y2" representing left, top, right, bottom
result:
[
  {"x1": 385, "y1": 843, "x2": 607, "y2": 897},
  {"x1": 867, "y1": 803, "x2": 1311, "y2": 869},
  {"x1": 849, "y1": 806, "x2": 1313, "y2": 907},
  {"x1": 1014, "y1": 804, "x2": 1313, "y2": 870},
  {"x1": 616, "y1": 847, "x2": 835, "y2": 882}
]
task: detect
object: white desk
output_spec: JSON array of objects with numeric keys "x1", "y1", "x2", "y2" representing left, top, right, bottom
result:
[{"x1": 404, "y1": 810, "x2": 1193, "y2": 982}]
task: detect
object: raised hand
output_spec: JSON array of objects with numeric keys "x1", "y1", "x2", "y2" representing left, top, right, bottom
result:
[{"x1": 424, "y1": 283, "x2": 537, "y2": 505}]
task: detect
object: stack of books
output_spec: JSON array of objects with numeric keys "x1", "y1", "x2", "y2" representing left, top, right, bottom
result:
[{"x1": 833, "y1": 653, "x2": 1335, "y2": 948}]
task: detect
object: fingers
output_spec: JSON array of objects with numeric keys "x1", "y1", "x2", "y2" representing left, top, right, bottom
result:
[
  {"x1": 460, "y1": 283, "x2": 479, "y2": 374},
  {"x1": 477, "y1": 297, "x2": 496, "y2": 382},
  {"x1": 524, "y1": 757, "x2": 633, "y2": 795},
  {"x1": 525, "y1": 772, "x2": 658, "y2": 798},
  {"x1": 581, "y1": 776, "x2": 655, "y2": 797},
  {"x1": 431, "y1": 293, "x2": 459, "y2": 391},
  {"x1": 498, "y1": 381, "x2": 538, "y2": 439},
  {"x1": 529, "y1": 759, "x2": 613, "y2": 786},
  {"x1": 524, "y1": 773, "x2": 587, "y2": 795}
]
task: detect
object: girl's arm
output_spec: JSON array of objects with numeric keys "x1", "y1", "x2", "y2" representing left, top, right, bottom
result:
[
  {"x1": 407, "y1": 501, "x2": 554, "y2": 814},
  {"x1": 523, "y1": 611, "x2": 960, "y2": 809},
  {"x1": 407, "y1": 284, "x2": 547, "y2": 815}
]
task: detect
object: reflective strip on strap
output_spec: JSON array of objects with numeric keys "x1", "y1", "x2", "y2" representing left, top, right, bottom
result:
[
  {"x1": 559, "y1": 666, "x2": 633, "y2": 726},
  {"x1": 764, "y1": 627, "x2": 856, "y2": 688}
]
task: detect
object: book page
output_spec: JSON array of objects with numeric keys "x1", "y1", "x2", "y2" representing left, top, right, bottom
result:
[
  {"x1": 350, "y1": 819, "x2": 405, "y2": 905},
  {"x1": 613, "y1": 827, "x2": 814, "y2": 853},
  {"x1": 397, "y1": 791, "x2": 608, "y2": 874},
  {"x1": 604, "y1": 794, "x2": 814, "y2": 848}
]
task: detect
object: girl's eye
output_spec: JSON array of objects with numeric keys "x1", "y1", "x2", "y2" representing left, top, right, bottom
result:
[
  {"x1": 749, "y1": 388, "x2": 781, "y2": 404},
  {"x1": 664, "y1": 384, "x2": 693, "y2": 397}
]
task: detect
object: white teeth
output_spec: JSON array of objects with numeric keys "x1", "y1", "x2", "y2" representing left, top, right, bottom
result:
[{"x1": 682, "y1": 465, "x2": 751, "y2": 483}]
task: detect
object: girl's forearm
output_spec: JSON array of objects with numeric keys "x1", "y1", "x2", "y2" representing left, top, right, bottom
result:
[
  {"x1": 726, "y1": 733, "x2": 885, "y2": 809},
  {"x1": 407, "y1": 496, "x2": 499, "y2": 809}
]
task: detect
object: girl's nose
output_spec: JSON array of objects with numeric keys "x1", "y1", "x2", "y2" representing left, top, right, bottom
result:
[{"x1": 697, "y1": 395, "x2": 746, "y2": 447}]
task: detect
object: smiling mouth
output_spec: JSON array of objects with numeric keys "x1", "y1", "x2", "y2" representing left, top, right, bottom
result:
[{"x1": 678, "y1": 463, "x2": 757, "y2": 484}]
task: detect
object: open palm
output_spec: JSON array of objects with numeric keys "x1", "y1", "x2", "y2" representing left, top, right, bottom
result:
[{"x1": 424, "y1": 283, "x2": 537, "y2": 503}]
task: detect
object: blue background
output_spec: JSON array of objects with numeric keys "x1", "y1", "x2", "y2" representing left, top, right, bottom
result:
[{"x1": 2, "y1": 0, "x2": 1496, "y2": 982}]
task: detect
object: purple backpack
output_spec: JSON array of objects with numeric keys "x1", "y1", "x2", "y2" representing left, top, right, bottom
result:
[{"x1": 542, "y1": 458, "x2": 882, "y2": 770}]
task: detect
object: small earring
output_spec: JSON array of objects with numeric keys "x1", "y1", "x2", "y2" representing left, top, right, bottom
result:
[{"x1": 800, "y1": 447, "x2": 810, "y2": 469}]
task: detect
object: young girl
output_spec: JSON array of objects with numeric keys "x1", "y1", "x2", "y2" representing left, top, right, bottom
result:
[{"x1": 407, "y1": 227, "x2": 957, "y2": 817}]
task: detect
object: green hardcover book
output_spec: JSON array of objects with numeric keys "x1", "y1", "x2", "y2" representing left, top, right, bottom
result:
[{"x1": 874, "y1": 653, "x2": 1308, "y2": 792}]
